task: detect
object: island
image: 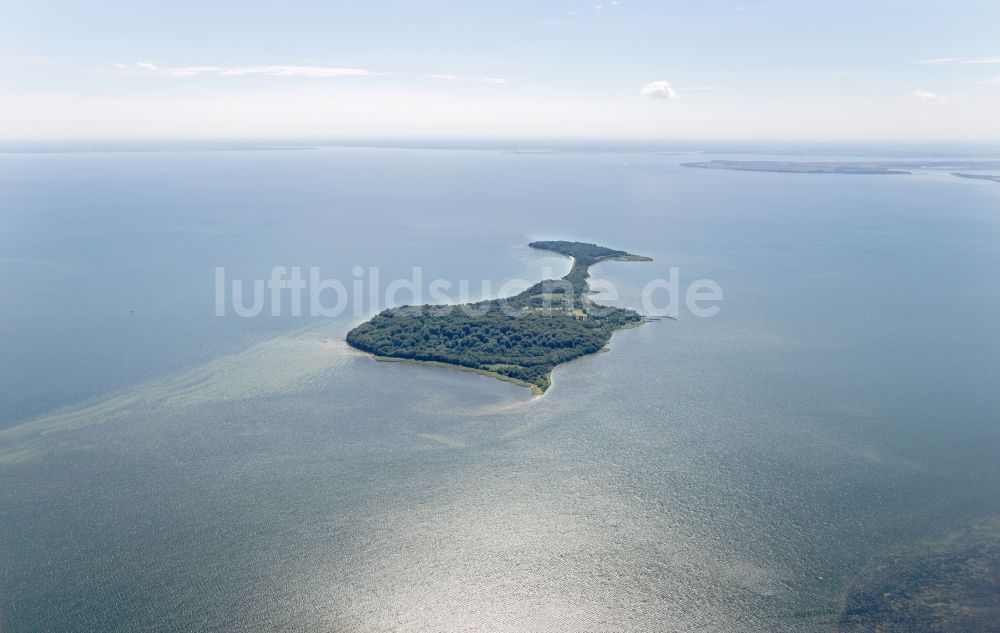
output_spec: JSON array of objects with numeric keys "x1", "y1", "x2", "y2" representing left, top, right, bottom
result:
[{"x1": 346, "y1": 241, "x2": 652, "y2": 394}]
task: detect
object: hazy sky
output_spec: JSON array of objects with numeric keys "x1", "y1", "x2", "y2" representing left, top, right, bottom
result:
[{"x1": 3, "y1": 0, "x2": 1000, "y2": 141}]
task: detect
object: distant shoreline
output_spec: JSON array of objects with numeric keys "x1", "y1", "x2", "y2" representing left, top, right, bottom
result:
[
  {"x1": 683, "y1": 159, "x2": 1000, "y2": 176},
  {"x1": 682, "y1": 160, "x2": 910, "y2": 175},
  {"x1": 951, "y1": 172, "x2": 1000, "y2": 183}
]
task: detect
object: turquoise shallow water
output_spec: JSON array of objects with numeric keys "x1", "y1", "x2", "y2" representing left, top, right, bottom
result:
[{"x1": 1, "y1": 145, "x2": 999, "y2": 631}]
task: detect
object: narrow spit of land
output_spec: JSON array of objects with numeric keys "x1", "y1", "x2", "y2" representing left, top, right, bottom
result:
[
  {"x1": 951, "y1": 172, "x2": 1000, "y2": 183},
  {"x1": 681, "y1": 159, "x2": 1000, "y2": 176},
  {"x1": 681, "y1": 160, "x2": 912, "y2": 174},
  {"x1": 346, "y1": 241, "x2": 652, "y2": 394}
]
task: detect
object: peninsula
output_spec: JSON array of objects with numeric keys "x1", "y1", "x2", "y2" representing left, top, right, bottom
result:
[
  {"x1": 681, "y1": 160, "x2": 911, "y2": 175},
  {"x1": 951, "y1": 172, "x2": 1000, "y2": 183},
  {"x1": 682, "y1": 159, "x2": 1000, "y2": 176},
  {"x1": 346, "y1": 241, "x2": 652, "y2": 394}
]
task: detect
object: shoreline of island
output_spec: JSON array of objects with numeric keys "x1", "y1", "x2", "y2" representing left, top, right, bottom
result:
[{"x1": 369, "y1": 354, "x2": 546, "y2": 395}]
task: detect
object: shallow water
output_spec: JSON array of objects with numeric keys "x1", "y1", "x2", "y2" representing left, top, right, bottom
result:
[{"x1": 1, "y1": 145, "x2": 999, "y2": 631}]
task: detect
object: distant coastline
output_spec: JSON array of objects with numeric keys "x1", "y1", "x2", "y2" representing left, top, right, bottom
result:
[
  {"x1": 683, "y1": 159, "x2": 1000, "y2": 176},
  {"x1": 951, "y1": 172, "x2": 1000, "y2": 183},
  {"x1": 682, "y1": 160, "x2": 911, "y2": 175}
]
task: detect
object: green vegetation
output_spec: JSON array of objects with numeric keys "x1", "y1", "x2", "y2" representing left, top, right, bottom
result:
[
  {"x1": 346, "y1": 241, "x2": 651, "y2": 393},
  {"x1": 838, "y1": 516, "x2": 1000, "y2": 632}
]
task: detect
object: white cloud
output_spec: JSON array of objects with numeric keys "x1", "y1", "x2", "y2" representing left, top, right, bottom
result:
[
  {"x1": 224, "y1": 66, "x2": 377, "y2": 77},
  {"x1": 640, "y1": 80, "x2": 677, "y2": 99},
  {"x1": 137, "y1": 63, "x2": 379, "y2": 78},
  {"x1": 914, "y1": 57, "x2": 964, "y2": 65},
  {"x1": 915, "y1": 56, "x2": 1000, "y2": 65},
  {"x1": 422, "y1": 74, "x2": 507, "y2": 84},
  {"x1": 163, "y1": 66, "x2": 223, "y2": 77},
  {"x1": 978, "y1": 77, "x2": 1000, "y2": 86},
  {"x1": 912, "y1": 90, "x2": 951, "y2": 104}
]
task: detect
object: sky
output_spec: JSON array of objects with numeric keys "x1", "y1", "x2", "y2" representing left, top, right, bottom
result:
[{"x1": 2, "y1": 0, "x2": 1000, "y2": 141}]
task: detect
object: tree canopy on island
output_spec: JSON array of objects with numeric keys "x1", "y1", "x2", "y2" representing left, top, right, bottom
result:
[{"x1": 346, "y1": 241, "x2": 651, "y2": 392}]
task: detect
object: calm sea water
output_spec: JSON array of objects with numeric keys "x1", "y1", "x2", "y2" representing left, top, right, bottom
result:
[{"x1": 1, "y1": 145, "x2": 999, "y2": 631}]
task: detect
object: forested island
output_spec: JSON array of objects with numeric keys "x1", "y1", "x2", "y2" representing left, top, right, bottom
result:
[{"x1": 346, "y1": 241, "x2": 652, "y2": 393}]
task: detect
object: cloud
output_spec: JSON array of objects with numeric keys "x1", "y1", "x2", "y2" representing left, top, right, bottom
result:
[
  {"x1": 914, "y1": 57, "x2": 964, "y2": 65},
  {"x1": 640, "y1": 80, "x2": 677, "y2": 99},
  {"x1": 915, "y1": 56, "x2": 1000, "y2": 65},
  {"x1": 978, "y1": 77, "x2": 1000, "y2": 86},
  {"x1": 912, "y1": 90, "x2": 951, "y2": 104},
  {"x1": 421, "y1": 74, "x2": 507, "y2": 84},
  {"x1": 832, "y1": 71, "x2": 864, "y2": 76},
  {"x1": 161, "y1": 66, "x2": 223, "y2": 77},
  {"x1": 137, "y1": 63, "x2": 379, "y2": 78}
]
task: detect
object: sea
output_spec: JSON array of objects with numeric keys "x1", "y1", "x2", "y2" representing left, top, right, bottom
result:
[{"x1": 1, "y1": 141, "x2": 999, "y2": 631}]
